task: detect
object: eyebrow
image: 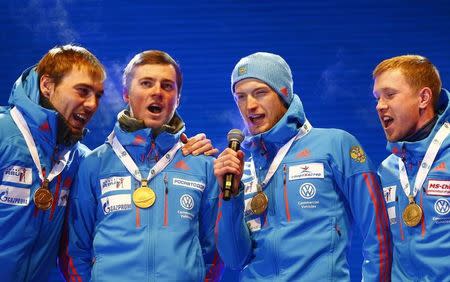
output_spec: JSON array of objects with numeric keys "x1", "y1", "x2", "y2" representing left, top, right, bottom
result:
[
  {"x1": 139, "y1": 76, "x2": 175, "y2": 84},
  {"x1": 235, "y1": 86, "x2": 270, "y2": 95},
  {"x1": 75, "y1": 83, "x2": 104, "y2": 95}
]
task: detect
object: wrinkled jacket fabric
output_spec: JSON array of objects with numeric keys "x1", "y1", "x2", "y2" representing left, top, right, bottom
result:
[
  {"x1": 218, "y1": 94, "x2": 391, "y2": 281},
  {"x1": 379, "y1": 89, "x2": 450, "y2": 282},
  {"x1": 66, "y1": 116, "x2": 222, "y2": 281},
  {"x1": 0, "y1": 67, "x2": 89, "y2": 281}
]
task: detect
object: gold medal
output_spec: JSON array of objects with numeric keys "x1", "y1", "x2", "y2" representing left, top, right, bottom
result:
[
  {"x1": 250, "y1": 191, "x2": 268, "y2": 215},
  {"x1": 34, "y1": 179, "x2": 53, "y2": 210},
  {"x1": 402, "y1": 195, "x2": 423, "y2": 227},
  {"x1": 132, "y1": 180, "x2": 156, "y2": 208}
]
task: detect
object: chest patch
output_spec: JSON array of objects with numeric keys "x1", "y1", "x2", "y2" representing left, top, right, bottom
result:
[
  {"x1": 427, "y1": 180, "x2": 450, "y2": 196},
  {"x1": 101, "y1": 194, "x2": 132, "y2": 215},
  {"x1": 2, "y1": 166, "x2": 33, "y2": 185},
  {"x1": 100, "y1": 176, "x2": 131, "y2": 195},
  {"x1": 172, "y1": 178, "x2": 205, "y2": 192},
  {"x1": 383, "y1": 185, "x2": 397, "y2": 203},
  {"x1": 0, "y1": 185, "x2": 30, "y2": 206},
  {"x1": 289, "y1": 163, "x2": 324, "y2": 180}
]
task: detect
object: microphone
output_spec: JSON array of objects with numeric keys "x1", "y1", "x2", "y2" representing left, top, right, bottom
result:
[{"x1": 223, "y1": 129, "x2": 244, "y2": 201}]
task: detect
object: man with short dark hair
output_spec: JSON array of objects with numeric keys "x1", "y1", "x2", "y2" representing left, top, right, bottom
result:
[
  {"x1": 66, "y1": 50, "x2": 222, "y2": 281},
  {"x1": 373, "y1": 55, "x2": 450, "y2": 281}
]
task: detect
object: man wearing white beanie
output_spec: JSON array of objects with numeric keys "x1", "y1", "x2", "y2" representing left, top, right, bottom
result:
[{"x1": 214, "y1": 52, "x2": 391, "y2": 281}]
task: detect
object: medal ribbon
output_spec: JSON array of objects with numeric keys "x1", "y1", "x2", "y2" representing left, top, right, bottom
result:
[
  {"x1": 107, "y1": 131, "x2": 182, "y2": 184},
  {"x1": 398, "y1": 122, "x2": 450, "y2": 199},
  {"x1": 249, "y1": 120, "x2": 312, "y2": 190},
  {"x1": 10, "y1": 107, "x2": 71, "y2": 184}
]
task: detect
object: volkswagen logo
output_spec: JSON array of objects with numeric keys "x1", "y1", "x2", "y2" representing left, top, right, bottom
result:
[
  {"x1": 299, "y1": 183, "x2": 316, "y2": 199},
  {"x1": 180, "y1": 194, "x2": 194, "y2": 210},
  {"x1": 434, "y1": 198, "x2": 450, "y2": 215}
]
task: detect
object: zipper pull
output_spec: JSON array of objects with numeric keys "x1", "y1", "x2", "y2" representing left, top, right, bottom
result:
[{"x1": 164, "y1": 173, "x2": 169, "y2": 194}]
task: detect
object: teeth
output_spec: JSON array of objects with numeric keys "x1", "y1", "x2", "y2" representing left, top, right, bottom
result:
[
  {"x1": 74, "y1": 114, "x2": 87, "y2": 122},
  {"x1": 383, "y1": 116, "x2": 391, "y2": 121}
]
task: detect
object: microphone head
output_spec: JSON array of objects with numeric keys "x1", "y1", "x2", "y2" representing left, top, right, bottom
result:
[{"x1": 227, "y1": 129, "x2": 244, "y2": 143}]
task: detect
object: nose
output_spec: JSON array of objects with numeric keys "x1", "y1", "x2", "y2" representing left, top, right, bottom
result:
[
  {"x1": 376, "y1": 98, "x2": 387, "y2": 112},
  {"x1": 150, "y1": 83, "x2": 163, "y2": 99},
  {"x1": 84, "y1": 94, "x2": 98, "y2": 111},
  {"x1": 247, "y1": 94, "x2": 258, "y2": 111}
]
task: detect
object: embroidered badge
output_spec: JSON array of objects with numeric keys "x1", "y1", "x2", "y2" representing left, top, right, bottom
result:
[
  {"x1": 238, "y1": 64, "x2": 247, "y2": 76},
  {"x1": 350, "y1": 146, "x2": 366, "y2": 163}
]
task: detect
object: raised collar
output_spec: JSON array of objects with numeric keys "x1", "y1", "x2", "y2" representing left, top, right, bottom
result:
[
  {"x1": 242, "y1": 94, "x2": 307, "y2": 159},
  {"x1": 113, "y1": 110, "x2": 185, "y2": 155},
  {"x1": 8, "y1": 67, "x2": 76, "y2": 153},
  {"x1": 387, "y1": 89, "x2": 450, "y2": 162}
]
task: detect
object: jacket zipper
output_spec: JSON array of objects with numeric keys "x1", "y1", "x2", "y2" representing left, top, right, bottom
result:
[
  {"x1": 283, "y1": 164, "x2": 291, "y2": 222},
  {"x1": 163, "y1": 173, "x2": 169, "y2": 227}
]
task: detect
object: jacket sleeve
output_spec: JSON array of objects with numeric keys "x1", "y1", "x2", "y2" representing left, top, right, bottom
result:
[
  {"x1": 66, "y1": 157, "x2": 98, "y2": 282},
  {"x1": 332, "y1": 132, "x2": 392, "y2": 282},
  {"x1": 200, "y1": 158, "x2": 224, "y2": 281},
  {"x1": 216, "y1": 183, "x2": 252, "y2": 270}
]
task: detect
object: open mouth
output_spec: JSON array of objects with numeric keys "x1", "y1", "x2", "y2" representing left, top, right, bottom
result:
[
  {"x1": 148, "y1": 103, "x2": 162, "y2": 114},
  {"x1": 382, "y1": 116, "x2": 393, "y2": 128},
  {"x1": 249, "y1": 114, "x2": 265, "y2": 124},
  {"x1": 73, "y1": 113, "x2": 88, "y2": 125}
]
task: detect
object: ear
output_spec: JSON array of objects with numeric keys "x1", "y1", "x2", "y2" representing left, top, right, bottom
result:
[
  {"x1": 40, "y1": 74, "x2": 55, "y2": 99},
  {"x1": 123, "y1": 88, "x2": 130, "y2": 103},
  {"x1": 418, "y1": 87, "x2": 433, "y2": 110}
]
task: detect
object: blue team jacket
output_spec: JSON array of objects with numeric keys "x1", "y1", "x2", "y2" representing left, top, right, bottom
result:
[
  {"x1": 379, "y1": 89, "x2": 450, "y2": 282},
  {"x1": 0, "y1": 67, "x2": 89, "y2": 281},
  {"x1": 66, "y1": 117, "x2": 222, "y2": 281},
  {"x1": 217, "y1": 94, "x2": 391, "y2": 281}
]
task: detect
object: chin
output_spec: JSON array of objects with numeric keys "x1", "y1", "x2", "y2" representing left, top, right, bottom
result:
[
  {"x1": 385, "y1": 134, "x2": 400, "y2": 143},
  {"x1": 145, "y1": 121, "x2": 164, "y2": 129}
]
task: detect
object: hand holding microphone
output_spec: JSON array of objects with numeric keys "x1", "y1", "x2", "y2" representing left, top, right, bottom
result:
[{"x1": 213, "y1": 129, "x2": 245, "y2": 201}]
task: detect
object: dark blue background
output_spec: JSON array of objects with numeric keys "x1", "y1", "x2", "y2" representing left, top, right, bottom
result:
[{"x1": 1, "y1": 1, "x2": 449, "y2": 280}]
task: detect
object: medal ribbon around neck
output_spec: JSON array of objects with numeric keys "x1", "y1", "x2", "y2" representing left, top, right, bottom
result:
[
  {"x1": 398, "y1": 122, "x2": 450, "y2": 200},
  {"x1": 107, "y1": 131, "x2": 182, "y2": 207},
  {"x1": 10, "y1": 107, "x2": 71, "y2": 209},
  {"x1": 248, "y1": 120, "x2": 312, "y2": 214}
]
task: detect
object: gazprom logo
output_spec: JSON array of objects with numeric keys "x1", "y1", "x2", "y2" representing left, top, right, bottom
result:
[
  {"x1": 299, "y1": 183, "x2": 316, "y2": 199},
  {"x1": 434, "y1": 198, "x2": 450, "y2": 215},
  {"x1": 0, "y1": 185, "x2": 30, "y2": 206},
  {"x1": 101, "y1": 194, "x2": 132, "y2": 215}
]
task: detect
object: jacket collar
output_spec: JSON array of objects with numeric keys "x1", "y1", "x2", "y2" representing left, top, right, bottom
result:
[
  {"x1": 113, "y1": 110, "x2": 185, "y2": 155},
  {"x1": 387, "y1": 89, "x2": 450, "y2": 162},
  {"x1": 242, "y1": 94, "x2": 307, "y2": 160},
  {"x1": 8, "y1": 67, "x2": 77, "y2": 152}
]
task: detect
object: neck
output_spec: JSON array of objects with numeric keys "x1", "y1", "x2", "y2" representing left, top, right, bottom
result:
[
  {"x1": 402, "y1": 114, "x2": 438, "y2": 142},
  {"x1": 118, "y1": 110, "x2": 184, "y2": 136},
  {"x1": 118, "y1": 109, "x2": 146, "y2": 132},
  {"x1": 40, "y1": 94, "x2": 83, "y2": 146}
]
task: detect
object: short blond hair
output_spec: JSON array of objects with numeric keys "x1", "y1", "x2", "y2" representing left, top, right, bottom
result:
[{"x1": 373, "y1": 55, "x2": 441, "y2": 109}]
